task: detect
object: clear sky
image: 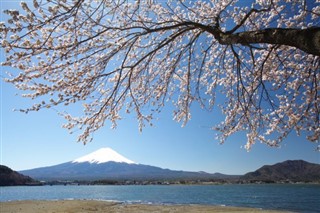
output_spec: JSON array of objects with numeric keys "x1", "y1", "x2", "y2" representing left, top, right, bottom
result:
[{"x1": 1, "y1": 1, "x2": 319, "y2": 175}]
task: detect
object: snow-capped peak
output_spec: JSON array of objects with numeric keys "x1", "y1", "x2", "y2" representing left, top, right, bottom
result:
[{"x1": 72, "y1": 147, "x2": 135, "y2": 164}]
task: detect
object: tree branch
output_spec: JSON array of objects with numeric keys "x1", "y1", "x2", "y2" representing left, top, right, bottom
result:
[{"x1": 219, "y1": 27, "x2": 320, "y2": 56}]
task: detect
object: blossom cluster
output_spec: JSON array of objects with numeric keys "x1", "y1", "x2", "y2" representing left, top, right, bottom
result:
[{"x1": 1, "y1": 0, "x2": 319, "y2": 149}]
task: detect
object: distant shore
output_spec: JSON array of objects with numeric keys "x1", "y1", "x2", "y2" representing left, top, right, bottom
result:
[{"x1": 0, "y1": 200, "x2": 290, "y2": 213}]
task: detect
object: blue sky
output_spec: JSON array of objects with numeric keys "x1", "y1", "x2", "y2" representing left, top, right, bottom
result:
[{"x1": 1, "y1": 1, "x2": 319, "y2": 175}]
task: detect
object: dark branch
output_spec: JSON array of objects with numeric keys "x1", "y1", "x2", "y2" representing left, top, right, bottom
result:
[{"x1": 219, "y1": 27, "x2": 320, "y2": 56}]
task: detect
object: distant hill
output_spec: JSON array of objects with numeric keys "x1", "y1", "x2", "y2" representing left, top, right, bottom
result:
[
  {"x1": 242, "y1": 160, "x2": 320, "y2": 183},
  {"x1": 20, "y1": 148, "x2": 225, "y2": 181},
  {"x1": 0, "y1": 165, "x2": 40, "y2": 186}
]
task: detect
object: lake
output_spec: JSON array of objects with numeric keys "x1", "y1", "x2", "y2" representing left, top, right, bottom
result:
[{"x1": 1, "y1": 184, "x2": 319, "y2": 212}]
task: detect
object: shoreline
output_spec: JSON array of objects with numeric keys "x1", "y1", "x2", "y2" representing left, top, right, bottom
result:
[{"x1": 0, "y1": 200, "x2": 291, "y2": 213}]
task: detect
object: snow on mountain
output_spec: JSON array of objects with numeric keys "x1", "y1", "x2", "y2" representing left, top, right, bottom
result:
[{"x1": 72, "y1": 147, "x2": 136, "y2": 164}]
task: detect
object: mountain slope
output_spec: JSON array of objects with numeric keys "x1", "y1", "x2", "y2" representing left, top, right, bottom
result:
[
  {"x1": 20, "y1": 161, "x2": 221, "y2": 181},
  {"x1": 243, "y1": 160, "x2": 320, "y2": 182},
  {"x1": 19, "y1": 148, "x2": 221, "y2": 181},
  {"x1": 0, "y1": 165, "x2": 39, "y2": 186}
]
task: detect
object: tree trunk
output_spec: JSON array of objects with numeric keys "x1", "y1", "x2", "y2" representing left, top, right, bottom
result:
[{"x1": 217, "y1": 27, "x2": 320, "y2": 56}]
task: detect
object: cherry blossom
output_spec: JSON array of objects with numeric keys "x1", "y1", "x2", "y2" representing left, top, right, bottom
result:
[{"x1": 1, "y1": 0, "x2": 319, "y2": 150}]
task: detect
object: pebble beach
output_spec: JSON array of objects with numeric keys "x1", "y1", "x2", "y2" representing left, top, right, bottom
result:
[{"x1": 0, "y1": 200, "x2": 291, "y2": 213}]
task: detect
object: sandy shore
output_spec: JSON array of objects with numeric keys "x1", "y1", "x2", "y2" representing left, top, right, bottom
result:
[{"x1": 0, "y1": 200, "x2": 291, "y2": 213}]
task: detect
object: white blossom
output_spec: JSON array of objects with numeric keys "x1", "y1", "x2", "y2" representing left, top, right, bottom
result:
[{"x1": 1, "y1": 0, "x2": 319, "y2": 149}]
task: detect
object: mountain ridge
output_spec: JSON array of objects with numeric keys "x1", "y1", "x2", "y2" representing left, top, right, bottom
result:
[
  {"x1": 17, "y1": 148, "x2": 320, "y2": 183},
  {"x1": 242, "y1": 160, "x2": 320, "y2": 182},
  {"x1": 0, "y1": 165, "x2": 40, "y2": 186}
]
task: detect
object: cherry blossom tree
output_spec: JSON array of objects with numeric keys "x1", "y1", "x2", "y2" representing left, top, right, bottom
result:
[{"x1": 1, "y1": 0, "x2": 319, "y2": 149}]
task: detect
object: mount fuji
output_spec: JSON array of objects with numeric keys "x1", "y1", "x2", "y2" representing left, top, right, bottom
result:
[{"x1": 20, "y1": 148, "x2": 223, "y2": 181}]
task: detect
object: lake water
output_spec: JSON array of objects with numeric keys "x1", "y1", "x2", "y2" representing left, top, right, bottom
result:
[{"x1": 1, "y1": 184, "x2": 319, "y2": 212}]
